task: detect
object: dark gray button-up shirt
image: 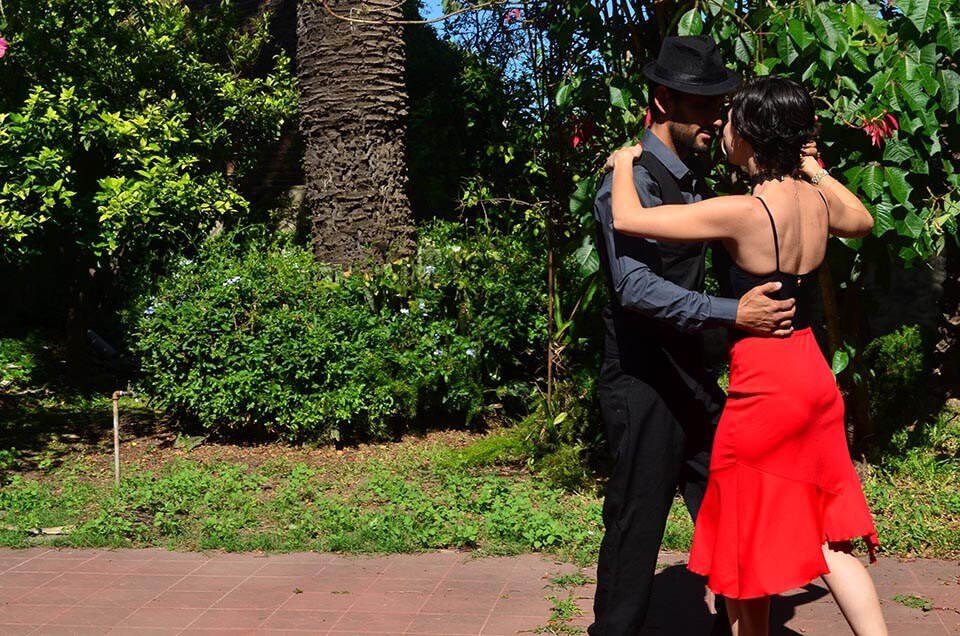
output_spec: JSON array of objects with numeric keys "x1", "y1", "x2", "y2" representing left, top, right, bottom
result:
[{"x1": 593, "y1": 129, "x2": 738, "y2": 333}]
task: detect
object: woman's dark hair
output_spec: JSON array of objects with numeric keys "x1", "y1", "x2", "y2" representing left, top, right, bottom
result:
[{"x1": 730, "y1": 76, "x2": 817, "y2": 175}]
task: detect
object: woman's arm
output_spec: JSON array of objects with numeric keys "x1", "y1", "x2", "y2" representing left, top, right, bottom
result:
[
  {"x1": 608, "y1": 144, "x2": 753, "y2": 242},
  {"x1": 800, "y1": 156, "x2": 874, "y2": 238}
]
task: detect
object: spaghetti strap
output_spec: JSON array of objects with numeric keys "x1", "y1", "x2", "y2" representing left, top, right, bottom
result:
[
  {"x1": 815, "y1": 188, "x2": 830, "y2": 226},
  {"x1": 756, "y1": 197, "x2": 781, "y2": 273}
]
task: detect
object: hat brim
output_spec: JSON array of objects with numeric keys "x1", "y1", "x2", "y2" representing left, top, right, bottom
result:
[{"x1": 643, "y1": 62, "x2": 742, "y2": 96}]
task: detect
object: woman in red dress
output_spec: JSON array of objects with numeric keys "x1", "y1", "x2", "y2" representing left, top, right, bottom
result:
[{"x1": 606, "y1": 76, "x2": 887, "y2": 636}]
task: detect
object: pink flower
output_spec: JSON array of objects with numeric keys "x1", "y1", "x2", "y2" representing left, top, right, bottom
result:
[
  {"x1": 503, "y1": 8, "x2": 522, "y2": 24},
  {"x1": 860, "y1": 112, "x2": 899, "y2": 147},
  {"x1": 0, "y1": 38, "x2": 8, "y2": 59}
]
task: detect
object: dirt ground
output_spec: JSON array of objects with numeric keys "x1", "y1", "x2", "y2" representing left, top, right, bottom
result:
[{"x1": 1, "y1": 393, "x2": 489, "y2": 482}]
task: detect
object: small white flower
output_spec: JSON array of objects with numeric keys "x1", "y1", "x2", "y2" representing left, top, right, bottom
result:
[
  {"x1": 222, "y1": 276, "x2": 242, "y2": 286},
  {"x1": 424, "y1": 265, "x2": 436, "y2": 275},
  {"x1": 400, "y1": 307, "x2": 410, "y2": 314},
  {"x1": 433, "y1": 349, "x2": 442, "y2": 356},
  {"x1": 143, "y1": 306, "x2": 155, "y2": 316},
  {"x1": 466, "y1": 349, "x2": 476, "y2": 357},
  {"x1": 450, "y1": 245, "x2": 462, "y2": 253},
  {"x1": 418, "y1": 301, "x2": 426, "y2": 310}
]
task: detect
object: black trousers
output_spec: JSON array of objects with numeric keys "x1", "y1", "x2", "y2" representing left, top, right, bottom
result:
[{"x1": 589, "y1": 354, "x2": 730, "y2": 636}]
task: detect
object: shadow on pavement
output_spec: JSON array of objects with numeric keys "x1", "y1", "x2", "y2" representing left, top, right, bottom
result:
[{"x1": 641, "y1": 564, "x2": 831, "y2": 635}]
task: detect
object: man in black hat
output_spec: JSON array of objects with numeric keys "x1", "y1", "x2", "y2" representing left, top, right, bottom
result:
[{"x1": 589, "y1": 36, "x2": 797, "y2": 636}]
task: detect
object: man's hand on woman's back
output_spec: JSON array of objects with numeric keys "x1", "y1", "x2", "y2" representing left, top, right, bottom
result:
[{"x1": 735, "y1": 281, "x2": 796, "y2": 337}]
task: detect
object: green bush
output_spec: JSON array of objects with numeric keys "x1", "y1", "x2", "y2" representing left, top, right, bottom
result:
[
  {"x1": 0, "y1": 335, "x2": 42, "y2": 391},
  {"x1": 864, "y1": 325, "x2": 928, "y2": 431},
  {"x1": 132, "y1": 222, "x2": 546, "y2": 442}
]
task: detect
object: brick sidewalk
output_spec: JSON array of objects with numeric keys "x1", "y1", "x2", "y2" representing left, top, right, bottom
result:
[{"x1": 0, "y1": 548, "x2": 956, "y2": 635}]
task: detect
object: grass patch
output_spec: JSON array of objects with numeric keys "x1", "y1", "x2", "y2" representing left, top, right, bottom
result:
[
  {"x1": 892, "y1": 594, "x2": 933, "y2": 611},
  {"x1": 862, "y1": 405, "x2": 960, "y2": 558},
  {"x1": 549, "y1": 571, "x2": 592, "y2": 588},
  {"x1": 0, "y1": 439, "x2": 606, "y2": 563},
  {"x1": 1, "y1": 383, "x2": 958, "y2": 561}
]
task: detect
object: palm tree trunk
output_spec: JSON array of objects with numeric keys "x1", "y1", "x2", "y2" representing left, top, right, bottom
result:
[{"x1": 297, "y1": 0, "x2": 414, "y2": 265}]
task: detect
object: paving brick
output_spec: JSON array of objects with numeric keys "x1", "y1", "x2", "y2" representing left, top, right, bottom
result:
[{"x1": 0, "y1": 548, "x2": 953, "y2": 635}]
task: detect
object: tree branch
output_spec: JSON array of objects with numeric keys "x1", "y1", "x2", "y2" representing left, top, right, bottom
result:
[{"x1": 313, "y1": 0, "x2": 525, "y2": 26}]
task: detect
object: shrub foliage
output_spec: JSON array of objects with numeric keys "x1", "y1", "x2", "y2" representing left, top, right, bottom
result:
[{"x1": 133, "y1": 223, "x2": 547, "y2": 441}]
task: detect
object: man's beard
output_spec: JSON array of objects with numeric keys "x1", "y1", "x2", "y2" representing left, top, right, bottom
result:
[{"x1": 671, "y1": 123, "x2": 712, "y2": 155}]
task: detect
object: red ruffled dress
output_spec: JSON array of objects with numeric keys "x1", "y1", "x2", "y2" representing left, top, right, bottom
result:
[{"x1": 687, "y1": 198, "x2": 879, "y2": 600}]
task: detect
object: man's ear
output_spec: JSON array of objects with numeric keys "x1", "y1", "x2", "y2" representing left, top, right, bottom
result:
[{"x1": 652, "y1": 85, "x2": 672, "y2": 120}]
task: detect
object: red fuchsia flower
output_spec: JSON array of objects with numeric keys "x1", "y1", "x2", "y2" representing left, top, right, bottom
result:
[
  {"x1": 0, "y1": 37, "x2": 8, "y2": 59},
  {"x1": 570, "y1": 116, "x2": 599, "y2": 149},
  {"x1": 503, "y1": 8, "x2": 522, "y2": 24},
  {"x1": 861, "y1": 112, "x2": 900, "y2": 147}
]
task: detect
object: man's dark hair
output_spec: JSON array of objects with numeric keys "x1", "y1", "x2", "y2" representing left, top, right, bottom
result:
[{"x1": 730, "y1": 76, "x2": 818, "y2": 175}]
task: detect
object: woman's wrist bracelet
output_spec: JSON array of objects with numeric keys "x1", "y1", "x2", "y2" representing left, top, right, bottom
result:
[{"x1": 810, "y1": 168, "x2": 829, "y2": 185}]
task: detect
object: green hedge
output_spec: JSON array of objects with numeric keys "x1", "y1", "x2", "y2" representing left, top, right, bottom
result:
[{"x1": 132, "y1": 223, "x2": 547, "y2": 441}]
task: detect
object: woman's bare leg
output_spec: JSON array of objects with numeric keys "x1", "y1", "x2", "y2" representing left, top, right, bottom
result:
[
  {"x1": 724, "y1": 596, "x2": 769, "y2": 636},
  {"x1": 820, "y1": 544, "x2": 888, "y2": 636}
]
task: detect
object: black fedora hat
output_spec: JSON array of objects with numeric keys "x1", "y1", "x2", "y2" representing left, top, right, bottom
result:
[{"x1": 643, "y1": 36, "x2": 741, "y2": 96}]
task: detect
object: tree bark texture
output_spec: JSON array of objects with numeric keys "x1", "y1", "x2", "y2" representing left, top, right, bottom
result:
[
  {"x1": 297, "y1": 0, "x2": 414, "y2": 265},
  {"x1": 934, "y1": 239, "x2": 960, "y2": 397}
]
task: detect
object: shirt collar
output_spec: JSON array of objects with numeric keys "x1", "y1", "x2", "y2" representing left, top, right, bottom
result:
[{"x1": 640, "y1": 128, "x2": 702, "y2": 182}]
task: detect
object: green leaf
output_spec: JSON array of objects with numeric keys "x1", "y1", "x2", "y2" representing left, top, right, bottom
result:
[
  {"x1": 900, "y1": 50, "x2": 920, "y2": 82},
  {"x1": 843, "y1": 2, "x2": 865, "y2": 30},
  {"x1": 937, "y1": 7, "x2": 960, "y2": 53},
  {"x1": 813, "y1": 7, "x2": 842, "y2": 51},
  {"x1": 788, "y1": 19, "x2": 816, "y2": 50},
  {"x1": 910, "y1": 154, "x2": 931, "y2": 175},
  {"x1": 920, "y1": 42, "x2": 938, "y2": 67},
  {"x1": 609, "y1": 84, "x2": 631, "y2": 111},
  {"x1": 574, "y1": 242, "x2": 599, "y2": 277},
  {"x1": 569, "y1": 179, "x2": 594, "y2": 215},
  {"x1": 776, "y1": 32, "x2": 799, "y2": 65},
  {"x1": 820, "y1": 48, "x2": 839, "y2": 69},
  {"x1": 882, "y1": 138, "x2": 913, "y2": 163},
  {"x1": 555, "y1": 82, "x2": 572, "y2": 109},
  {"x1": 843, "y1": 166, "x2": 864, "y2": 187},
  {"x1": 897, "y1": 80, "x2": 930, "y2": 111},
  {"x1": 903, "y1": 0, "x2": 940, "y2": 34},
  {"x1": 845, "y1": 46, "x2": 870, "y2": 72},
  {"x1": 884, "y1": 167, "x2": 913, "y2": 205},
  {"x1": 678, "y1": 9, "x2": 703, "y2": 36},
  {"x1": 916, "y1": 64, "x2": 939, "y2": 96},
  {"x1": 939, "y1": 69, "x2": 960, "y2": 112},
  {"x1": 861, "y1": 164, "x2": 884, "y2": 199},
  {"x1": 838, "y1": 236, "x2": 862, "y2": 250},
  {"x1": 734, "y1": 33, "x2": 756, "y2": 65},
  {"x1": 896, "y1": 211, "x2": 924, "y2": 238},
  {"x1": 831, "y1": 349, "x2": 850, "y2": 375},
  {"x1": 899, "y1": 115, "x2": 923, "y2": 136},
  {"x1": 899, "y1": 245, "x2": 922, "y2": 263},
  {"x1": 872, "y1": 198, "x2": 895, "y2": 237}
]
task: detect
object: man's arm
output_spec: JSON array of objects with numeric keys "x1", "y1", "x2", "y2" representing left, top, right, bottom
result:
[{"x1": 595, "y1": 167, "x2": 794, "y2": 336}]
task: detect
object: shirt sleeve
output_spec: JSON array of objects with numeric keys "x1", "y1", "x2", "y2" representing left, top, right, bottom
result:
[{"x1": 594, "y1": 167, "x2": 739, "y2": 332}]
